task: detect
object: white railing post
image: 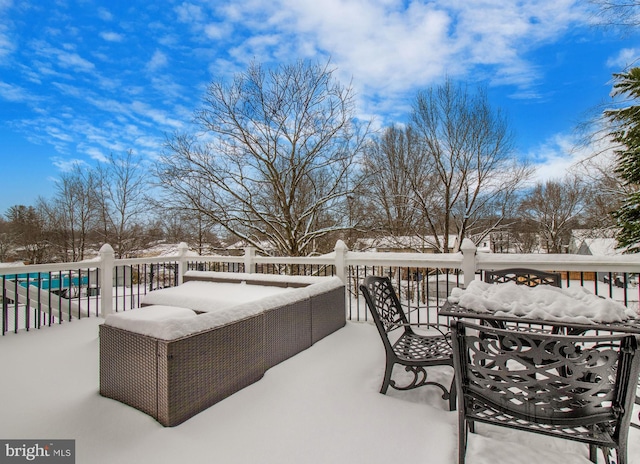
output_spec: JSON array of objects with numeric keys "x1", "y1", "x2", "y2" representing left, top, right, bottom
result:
[
  {"x1": 99, "y1": 243, "x2": 115, "y2": 317},
  {"x1": 460, "y1": 238, "x2": 477, "y2": 288},
  {"x1": 244, "y1": 247, "x2": 256, "y2": 274},
  {"x1": 334, "y1": 240, "x2": 348, "y2": 283},
  {"x1": 176, "y1": 242, "x2": 189, "y2": 285}
]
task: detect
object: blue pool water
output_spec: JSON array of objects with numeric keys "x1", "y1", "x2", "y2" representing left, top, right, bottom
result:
[{"x1": 2, "y1": 273, "x2": 89, "y2": 290}]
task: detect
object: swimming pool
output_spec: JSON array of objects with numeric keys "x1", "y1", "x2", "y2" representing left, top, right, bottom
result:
[{"x1": 2, "y1": 272, "x2": 90, "y2": 290}]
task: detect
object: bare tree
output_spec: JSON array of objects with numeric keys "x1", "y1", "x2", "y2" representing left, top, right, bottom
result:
[
  {"x1": 158, "y1": 60, "x2": 369, "y2": 256},
  {"x1": 573, "y1": 158, "x2": 623, "y2": 231},
  {"x1": 408, "y1": 79, "x2": 531, "y2": 252},
  {"x1": 49, "y1": 164, "x2": 99, "y2": 261},
  {"x1": 5, "y1": 204, "x2": 50, "y2": 263},
  {"x1": 358, "y1": 125, "x2": 423, "y2": 239},
  {"x1": 590, "y1": 0, "x2": 640, "y2": 29},
  {"x1": 157, "y1": 207, "x2": 220, "y2": 254},
  {"x1": 96, "y1": 151, "x2": 149, "y2": 258},
  {"x1": 0, "y1": 216, "x2": 13, "y2": 262},
  {"x1": 519, "y1": 176, "x2": 588, "y2": 253}
]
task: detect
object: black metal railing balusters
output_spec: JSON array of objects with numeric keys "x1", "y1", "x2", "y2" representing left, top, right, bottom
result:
[
  {"x1": 609, "y1": 272, "x2": 614, "y2": 298},
  {"x1": 68, "y1": 272, "x2": 72, "y2": 321},
  {"x1": 13, "y1": 278, "x2": 18, "y2": 334},
  {"x1": 624, "y1": 272, "x2": 629, "y2": 307},
  {"x1": 25, "y1": 274, "x2": 31, "y2": 331},
  {"x1": 115, "y1": 266, "x2": 119, "y2": 312},
  {"x1": 76, "y1": 268, "x2": 81, "y2": 318},
  {"x1": 95, "y1": 268, "x2": 100, "y2": 317},
  {"x1": 37, "y1": 273, "x2": 42, "y2": 329},
  {"x1": 129, "y1": 265, "x2": 134, "y2": 311},
  {"x1": 2, "y1": 275, "x2": 5, "y2": 335}
]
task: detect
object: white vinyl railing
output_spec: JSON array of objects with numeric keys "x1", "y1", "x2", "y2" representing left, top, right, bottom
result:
[{"x1": 2, "y1": 238, "x2": 640, "y2": 335}]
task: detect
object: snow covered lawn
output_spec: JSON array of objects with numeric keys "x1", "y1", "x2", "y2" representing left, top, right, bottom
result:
[{"x1": 1, "y1": 318, "x2": 639, "y2": 463}]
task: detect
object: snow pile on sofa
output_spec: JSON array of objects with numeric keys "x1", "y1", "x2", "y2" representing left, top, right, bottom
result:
[
  {"x1": 104, "y1": 276, "x2": 344, "y2": 340},
  {"x1": 141, "y1": 280, "x2": 296, "y2": 312},
  {"x1": 104, "y1": 305, "x2": 199, "y2": 340},
  {"x1": 183, "y1": 270, "x2": 332, "y2": 286}
]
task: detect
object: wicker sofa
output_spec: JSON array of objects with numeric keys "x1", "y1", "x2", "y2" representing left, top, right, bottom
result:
[{"x1": 99, "y1": 272, "x2": 345, "y2": 426}]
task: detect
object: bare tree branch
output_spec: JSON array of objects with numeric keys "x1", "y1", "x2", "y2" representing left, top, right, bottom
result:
[{"x1": 158, "y1": 60, "x2": 370, "y2": 256}]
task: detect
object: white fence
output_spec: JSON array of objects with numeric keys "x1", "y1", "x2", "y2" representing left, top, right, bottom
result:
[{"x1": 2, "y1": 239, "x2": 640, "y2": 335}]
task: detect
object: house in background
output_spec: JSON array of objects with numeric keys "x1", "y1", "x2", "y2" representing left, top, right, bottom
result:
[
  {"x1": 568, "y1": 229, "x2": 620, "y2": 256},
  {"x1": 574, "y1": 237, "x2": 619, "y2": 257},
  {"x1": 353, "y1": 235, "x2": 459, "y2": 253},
  {"x1": 568, "y1": 229, "x2": 636, "y2": 286}
]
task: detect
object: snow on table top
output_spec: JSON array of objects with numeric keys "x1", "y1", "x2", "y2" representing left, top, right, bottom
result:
[{"x1": 448, "y1": 280, "x2": 638, "y2": 325}]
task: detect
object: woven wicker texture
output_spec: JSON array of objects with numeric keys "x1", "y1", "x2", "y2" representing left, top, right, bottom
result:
[
  {"x1": 157, "y1": 314, "x2": 265, "y2": 426},
  {"x1": 310, "y1": 287, "x2": 346, "y2": 344},
  {"x1": 99, "y1": 325, "x2": 158, "y2": 418},
  {"x1": 264, "y1": 299, "x2": 312, "y2": 369}
]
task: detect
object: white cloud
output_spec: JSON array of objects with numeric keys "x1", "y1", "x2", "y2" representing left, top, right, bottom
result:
[
  {"x1": 175, "y1": 2, "x2": 205, "y2": 23},
  {"x1": 81, "y1": 146, "x2": 108, "y2": 163},
  {"x1": 51, "y1": 157, "x2": 88, "y2": 172},
  {"x1": 147, "y1": 50, "x2": 168, "y2": 72},
  {"x1": 100, "y1": 31, "x2": 124, "y2": 42},
  {"x1": 0, "y1": 0, "x2": 15, "y2": 59},
  {"x1": 203, "y1": 0, "x2": 587, "y2": 118},
  {"x1": 0, "y1": 29, "x2": 14, "y2": 59},
  {"x1": 97, "y1": 7, "x2": 113, "y2": 22},
  {"x1": 204, "y1": 22, "x2": 232, "y2": 40},
  {"x1": 0, "y1": 81, "x2": 32, "y2": 102},
  {"x1": 134, "y1": 135, "x2": 163, "y2": 150},
  {"x1": 272, "y1": 0, "x2": 454, "y2": 90},
  {"x1": 130, "y1": 100, "x2": 183, "y2": 129},
  {"x1": 607, "y1": 48, "x2": 640, "y2": 70},
  {"x1": 56, "y1": 51, "x2": 95, "y2": 72},
  {"x1": 526, "y1": 131, "x2": 617, "y2": 185}
]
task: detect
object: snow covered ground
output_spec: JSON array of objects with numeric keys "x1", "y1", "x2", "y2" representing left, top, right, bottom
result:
[{"x1": 1, "y1": 318, "x2": 640, "y2": 463}]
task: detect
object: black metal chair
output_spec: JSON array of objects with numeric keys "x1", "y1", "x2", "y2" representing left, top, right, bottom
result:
[
  {"x1": 359, "y1": 275, "x2": 456, "y2": 411},
  {"x1": 484, "y1": 267, "x2": 561, "y2": 287},
  {"x1": 451, "y1": 319, "x2": 640, "y2": 464}
]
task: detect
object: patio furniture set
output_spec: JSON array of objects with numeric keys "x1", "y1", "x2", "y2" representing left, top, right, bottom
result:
[
  {"x1": 98, "y1": 265, "x2": 639, "y2": 462},
  {"x1": 360, "y1": 269, "x2": 640, "y2": 464}
]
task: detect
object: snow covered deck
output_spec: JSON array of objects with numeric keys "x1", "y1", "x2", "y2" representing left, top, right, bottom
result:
[{"x1": 2, "y1": 318, "x2": 640, "y2": 464}]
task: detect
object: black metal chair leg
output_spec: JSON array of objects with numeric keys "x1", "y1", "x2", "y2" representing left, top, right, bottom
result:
[
  {"x1": 380, "y1": 360, "x2": 394, "y2": 394},
  {"x1": 448, "y1": 375, "x2": 456, "y2": 411}
]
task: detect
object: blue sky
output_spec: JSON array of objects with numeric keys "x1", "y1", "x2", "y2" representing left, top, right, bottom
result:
[{"x1": 0, "y1": 0, "x2": 638, "y2": 214}]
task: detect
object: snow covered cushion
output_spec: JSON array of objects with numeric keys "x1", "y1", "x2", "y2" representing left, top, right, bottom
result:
[
  {"x1": 109, "y1": 276, "x2": 344, "y2": 341},
  {"x1": 183, "y1": 270, "x2": 331, "y2": 286},
  {"x1": 141, "y1": 280, "x2": 295, "y2": 312},
  {"x1": 104, "y1": 305, "x2": 198, "y2": 340}
]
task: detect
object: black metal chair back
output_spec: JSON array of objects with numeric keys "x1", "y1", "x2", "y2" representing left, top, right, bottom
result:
[
  {"x1": 451, "y1": 319, "x2": 640, "y2": 464},
  {"x1": 360, "y1": 275, "x2": 456, "y2": 410},
  {"x1": 484, "y1": 267, "x2": 561, "y2": 287}
]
